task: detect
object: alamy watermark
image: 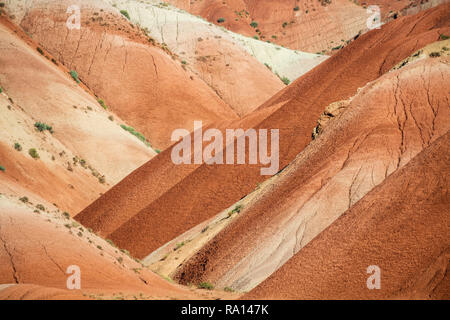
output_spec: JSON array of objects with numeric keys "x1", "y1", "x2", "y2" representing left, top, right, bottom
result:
[
  {"x1": 66, "y1": 265, "x2": 81, "y2": 289},
  {"x1": 367, "y1": 5, "x2": 381, "y2": 30},
  {"x1": 171, "y1": 121, "x2": 279, "y2": 176},
  {"x1": 66, "y1": 5, "x2": 81, "y2": 30},
  {"x1": 366, "y1": 265, "x2": 381, "y2": 290}
]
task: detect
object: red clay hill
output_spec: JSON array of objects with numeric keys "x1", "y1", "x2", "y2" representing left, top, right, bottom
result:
[{"x1": 76, "y1": 4, "x2": 450, "y2": 262}]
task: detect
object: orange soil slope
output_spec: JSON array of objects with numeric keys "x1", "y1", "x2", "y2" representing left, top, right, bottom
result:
[
  {"x1": 187, "y1": 33, "x2": 286, "y2": 117},
  {"x1": 0, "y1": 197, "x2": 213, "y2": 300},
  {"x1": 189, "y1": 0, "x2": 254, "y2": 37},
  {"x1": 357, "y1": 0, "x2": 450, "y2": 20},
  {"x1": 173, "y1": 52, "x2": 450, "y2": 290},
  {"x1": 0, "y1": 284, "x2": 89, "y2": 300},
  {"x1": 244, "y1": 131, "x2": 450, "y2": 300},
  {"x1": 190, "y1": 0, "x2": 369, "y2": 53},
  {"x1": 76, "y1": 4, "x2": 450, "y2": 259},
  {"x1": 0, "y1": 16, "x2": 155, "y2": 214},
  {"x1": 11, "y1": 0, "x2": 238, "y2": 150}
]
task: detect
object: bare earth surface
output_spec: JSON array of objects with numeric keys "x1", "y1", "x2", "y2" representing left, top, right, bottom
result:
[
  {"x1": 5, "y1": 0, "x2": 239, "y2": 149},
  {"x1": 0, "y1": 15, "x2": 154, "y2": 214},
  {"x1": 174, "y1": 50, "x2": 450, "y2": 291},
  {"x1": 244, "y1": 132, "x2": 450, "y2": 299},
  {"x1": 188, "y1": 0, "x2": 369, "y2": 53},
  {"x1": 0, "y1": 196, "x2": 240, "y2": 300},
  {"x1": 77, "y1": 4, "x2": 450, "y2": 262},
  {"x1": 0, "y1": 1, "x2": 449, "y2": 300}
]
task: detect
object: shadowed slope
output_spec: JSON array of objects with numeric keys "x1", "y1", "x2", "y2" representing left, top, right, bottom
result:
[
  {"x1": 77, "y1": 4, "x2": 450, "y2": 259},
  {"x1": 244, "y1": 131, "x2": 450, "y2": 299},
  {"x1": 173, "y1": 50, "x2": 450, "y2": 290}
]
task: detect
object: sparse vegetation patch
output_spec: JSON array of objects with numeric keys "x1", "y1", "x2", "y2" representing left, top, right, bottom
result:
[
  {"x1": 69, "y1": 70, "x2": 81, "y2": 84},
  {"x1": 29, "y1": 148, "x2": 40, "y2": 159},
  {"x1": 120, "y1": 124, "x2": 152, "y2": 148},
  {"x1": 174, "y1": 241, "x2": 185, "y2": 251},
  {"x1": 429, "y1": 52, "x2": 441, "y2": 58},
  {"x1": 281, "y1": 76, "x2": 290, "y2": 85},
  {"x1": 120, "y1": 10, "x2": 130, "y2": 20},
  {"x1": 98, "y1": 99, "x2": 108, "y2": 110},
  {"x1": 34, "y1": 122, "x2": 53, "y2": 133},
  {"x1": 198, "y1": 282, "x2": 214, "y2": 290}
]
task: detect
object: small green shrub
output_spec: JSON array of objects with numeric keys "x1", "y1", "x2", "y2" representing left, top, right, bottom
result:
[
  {"x1": 120, "y1": 248, "x2": 130, "y2": 256},
  {"x1": 155, "y1": 149, "x2": 161, "y2": 154},
  {"x1": 250, "y1": 21, "x2": 258, "y2": 28},
  {"x1": 36, "y1": 204, "x2": 45, "y2": 211},
  {"x1": 224, "y1": 287, "x2": 234, "y2": 292},
  {"x1": 34, "y1": 122, "x2": 53, "y2": 133},
  {"x1": 281, "y1": 76, "x2": 290, "y2": 85},
  {"x1": 62, "y1": 212, "x2": 70, "y2": 219},
  {"x1": 29, "y1": 148, "x2": 39, "y2": 159},
  {"x1": 440, "y1": 34, "x2": 449, "y2": 40},
  {"x1": 98, "y1": 99, "x2": 108, "y2": 110},
  {"x1": 37, "y1": 47, "x2": 44, "y2": 55},
  {"x1": 217, "y1": 17, "x2": 225, "y2": 23},
  {"x1": 232, "y1": 205, "x2": 243, "y2": 214},
  {"x1": 198, "y1": 282, "x2": 214, "y2": 290},
  {"x1": 106, "y1": 239, "x2": 117, "y2": 247},
  {"x1": 14, "y1": 142, "x2": 22, "y2": 151},
  {"x1": 429, "y1": 51, "x2": 441, "y2": 58},
  {"x1": 120, "y1": 10, "x2": 130, "y2": 20},
  {"x1": 0, "y1": 87, "x2": 3, "y2": 93},
  {"x1": 69, "y1": 70, "x2": 80, "y2": 84},
  {"x1": 120, "y1": 124, "x2": 152, "y2": 148},
  {"x1": 174, "y1": 242, "x2": 185, "y2": 251},
  {"x1": 228, "y1": 204, "x2": 243, "y2": 217},
  {"x1": 293, "y1": 6, "x2": 299, "y2": 11},
  {"x1": 0, "y1": 165, "x2": 5, "y2": 172},
  {"x1": 19, "y1": 196, "x2": 29, "y2": 203}
]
